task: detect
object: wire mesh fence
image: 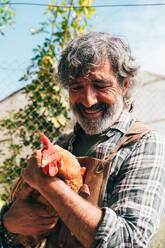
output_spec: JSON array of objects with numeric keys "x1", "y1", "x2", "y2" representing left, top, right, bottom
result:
[
  {"x1": 0, "y1": 60, "x2": 165, "y2": 149},
  {"x1": 0, "y1": 59, "x2": 165, "y2": 246},
  {"x1": 0, "y1": 58, "x2": 71, "y2": 198},
  {"x1": 1, "y1": 59, "x2": 165, "y2": 172},
  {"x1": 1, "y1": 60, "x2": 165, "y2": 132}
]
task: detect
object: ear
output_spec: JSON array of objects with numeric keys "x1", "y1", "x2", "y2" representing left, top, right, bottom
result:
[{"x1": 122, "y1": 78, "x2": 129, "y2": 97}]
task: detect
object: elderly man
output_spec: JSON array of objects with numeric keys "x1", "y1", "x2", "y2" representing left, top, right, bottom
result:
[{"x1": 1, "y1": 32, "x2": 165, "y2": 248}]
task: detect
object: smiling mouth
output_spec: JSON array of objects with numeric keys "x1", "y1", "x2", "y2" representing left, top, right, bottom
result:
[
  {"x1": 81, "y1": 107, "x2": 104, "y2": 118},
  {"x1": 83, "y1": 108, "x2": 103, "y2": 114},
  {"x1": 75, "y1": 103, "x2": 106, "y2": 118}
]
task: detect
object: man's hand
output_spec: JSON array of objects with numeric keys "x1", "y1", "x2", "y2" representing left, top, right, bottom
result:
[
  {"x1": 3, "y1": 183, "x2": 58, "y2": 236},
  {"x1": 20, "y1": 150, "x2": 102, "y2": 248},
  {"x1": 21, "y1": 150, "x2": 56, "y2": 192}
]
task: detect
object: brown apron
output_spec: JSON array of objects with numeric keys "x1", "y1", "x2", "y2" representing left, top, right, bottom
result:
[{"x1": 45, "y1": 122, "x2": 152, "y2": 248}]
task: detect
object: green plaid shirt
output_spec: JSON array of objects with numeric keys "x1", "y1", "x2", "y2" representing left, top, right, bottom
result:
[
  {"x1": 59, "y1": 110, "x2": 165, "y2": 248},
  {"x1": 1, "y1": 110, "x2": 165, "y2": 248}
]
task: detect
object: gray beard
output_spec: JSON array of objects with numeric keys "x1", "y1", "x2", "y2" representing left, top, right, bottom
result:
[{"x1": 70, "y1": 95, "x2": 124, "y2": 135}]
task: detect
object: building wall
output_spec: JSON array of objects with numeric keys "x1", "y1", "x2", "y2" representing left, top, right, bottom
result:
[
  {"x1": 133, "y1": 72, "x2": 165, "y2": 138},
  {"x1": 0, "y1": 89, "x2": 27, "y2": 118},
  {"x1": 0, "y1": 89, "x2": 29, "y2": 164}
]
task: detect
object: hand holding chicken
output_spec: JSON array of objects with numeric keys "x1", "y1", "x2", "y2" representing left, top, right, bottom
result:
[
  {"x1": 11, "y1": 133, "x2": 86, "y2": 248},
  {"x1": 21, "y1": 133, "x2": 84, "y2": 193}
]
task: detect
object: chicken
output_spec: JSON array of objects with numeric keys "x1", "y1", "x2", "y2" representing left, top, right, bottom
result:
[{"x1": 11, "y1": 133, "x2": 86, "y2": 248}]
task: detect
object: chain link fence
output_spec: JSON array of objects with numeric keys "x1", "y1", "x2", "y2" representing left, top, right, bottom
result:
[
  {"x1": 1, "y1": 60, "x2": 165, "y2": 178},
  {"x1": 1, "y1": 60, "x2": 165, "y2": 132},
  {"x1": 1, "y1": 60, "x2": 165, "y2": 159},
  {"x1": 0, "y1": 60, "x2": 165, "y2": 247},
  {"x1": 0, "y1": 58, "x2": 71, "y2": 162},
  {"x1": 1, "y1": 61, "x2": 165, "y2": 166}
]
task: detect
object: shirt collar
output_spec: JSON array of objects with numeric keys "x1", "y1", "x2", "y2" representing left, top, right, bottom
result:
[{"x1": 106, "y1": 109, "x2": 135, "y2": 136}]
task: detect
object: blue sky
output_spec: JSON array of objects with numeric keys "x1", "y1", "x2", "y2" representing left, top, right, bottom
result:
[{"x1": 0, "y1": 0, "x2": 165, "y2": 100}]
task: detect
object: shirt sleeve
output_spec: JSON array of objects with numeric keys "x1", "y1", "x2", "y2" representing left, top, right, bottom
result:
[
  {"x1": 93, "y1": 131, "x2": 165, "y2": 248},
  {"x1": 0, "y1": 204, "x2": 24, "y2": 248}
]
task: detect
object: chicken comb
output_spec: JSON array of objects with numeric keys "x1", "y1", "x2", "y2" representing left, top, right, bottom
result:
[{"x1": 40, "y1": 133, "x2": 61, "y2": 177}]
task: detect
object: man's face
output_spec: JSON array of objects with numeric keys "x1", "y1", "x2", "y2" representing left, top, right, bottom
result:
[{"x1": 69, "y1": 61, "x2": 128, "y2": 135}]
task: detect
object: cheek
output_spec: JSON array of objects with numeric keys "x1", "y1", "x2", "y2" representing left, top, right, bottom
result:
[
  {"x1": 98, "y1": 90, "x2": 121, "y2": 105},
  {"x1": 69, "y1": 92, "x2": 82, "y2": 105}
]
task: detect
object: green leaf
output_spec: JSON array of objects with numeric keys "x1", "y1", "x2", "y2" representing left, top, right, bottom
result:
[{"x1": 0, "y1": 0, "x2": 96, "y2": 201}]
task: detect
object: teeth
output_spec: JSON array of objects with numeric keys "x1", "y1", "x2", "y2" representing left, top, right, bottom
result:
[
  {"x1": 85, "y1": 110, "x2": 98, "y2": 114},
  {"x1": 84, "y1": 108, "x2": 102, "y2": 114}
]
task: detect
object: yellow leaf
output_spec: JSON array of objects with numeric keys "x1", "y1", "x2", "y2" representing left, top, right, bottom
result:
[
  {"x1": 78, "y1": 26, "x2": 85, "y2": 33},
  {"x1": 51, "y1": 117, "x2": 60, "y2": 128},
  {"x1": 81, "y1": 0, "x2": 90, "y2": 6},
  {"x1": 53, "y1": 85, "x2": 60, "y2": 92},
  {"x1": 84, "y1": 8, "x2": 90, "y2": 19},
  {"x1": 72, "y1": 12, "x2": 77, "y2": 18},
  {"x1": 57, "y1": 115, "x2": 66, "y2": 126},
  {"x1": 42, "y1": 56, "x2": 56, "y2": 67},
  {"x1": 0, "y1": 199, "x2": 5, "y2": 210},
  {"x1": 61, "y1": 1, "x2": 66, "y2": 6},
  {"x1": 52, "y1": 21, "x2": 55, "y2": 27},
  {"x1": 30, "y1": 28, "x2": 38, "y2": 34},
  {"x1": 40, "y1": 93, "x2": 45, "y2": 99}
]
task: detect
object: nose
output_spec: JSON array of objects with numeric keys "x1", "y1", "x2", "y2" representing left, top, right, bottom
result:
[{"x1": 82, "y1": 87, "x2": 98, "y2": 108}]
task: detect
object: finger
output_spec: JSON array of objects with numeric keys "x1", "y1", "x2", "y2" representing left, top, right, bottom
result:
[
  {"x1": 22, "y1": 182, "x2": 33, "y2": 191},
  {"x1": 34, "y1": 150, "x2": 42, "y2": 168},
  {"x1": 28, "y1": 155, "x2": 37, "y2": 167},
  {"x1": 27, "y1": 150, "x2": 42, "y2": 168},
  {"x1": 38, "y1": 219, "x2": 59, "y2": 232},
  {"x1": 21, "y1": 168, "x2": 27, "y2": 181},
  {"x1": 18, "y1": 181, "x2": 33, "y2": 200},
  {"x1": 19, "y1": 212, "x2": 57, "y2": 227},
  {"x1": 28, "y1": 201, "x2": 57, "y2": 218},
  {"x1": 21, "y1": 222, "x2": 57, "y2": 236},
  {"x1": 35, "y1": 207, "x2": 55, "y2": 217},
  {"x1": 36, "y1": 223, "x2": 57, "y2": 235},
  {"x1": 35, "y1": 215, "x2": 58, "y2": 225}
]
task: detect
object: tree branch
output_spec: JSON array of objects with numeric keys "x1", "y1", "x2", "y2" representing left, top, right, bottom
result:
[{"x1": 62, "y1": 0, "x2": 73, "y2": 50}]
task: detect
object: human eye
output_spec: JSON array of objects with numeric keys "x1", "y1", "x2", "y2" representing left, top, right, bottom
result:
[
  {"x1": 94, "y1": 85, "x2": 106, "y2": 89},
  {"x1": 93, "y1": 84, "x2": 110, "y2": 90},
  {"x1": 93, "y1": 80, "x2": 112, "y2": 90},
  {"x1": 69, "y1": 84, "x2": 83, "y2": 92}
]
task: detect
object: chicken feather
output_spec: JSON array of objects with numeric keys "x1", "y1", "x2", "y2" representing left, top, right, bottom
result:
[{"x1": 11, "y1": 133, "x2": 86, "y2": 248}]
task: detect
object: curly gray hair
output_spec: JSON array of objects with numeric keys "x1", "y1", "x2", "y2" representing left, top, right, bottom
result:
[{"x1": 58, "y1": 32, "x2": 140, "y2": 111}]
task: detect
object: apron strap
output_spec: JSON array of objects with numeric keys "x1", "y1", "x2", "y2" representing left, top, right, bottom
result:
[
  {"x1": 97, "y1": 122, "x2": 153, "y2": 205},
  {"x1": 105, "y1": 122, "x2": 152, "y2": 161}
]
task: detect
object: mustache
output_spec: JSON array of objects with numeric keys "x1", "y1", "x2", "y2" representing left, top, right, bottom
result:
[{"x1": 75, "y1": 102, "x2": 108, "y2": 111}]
